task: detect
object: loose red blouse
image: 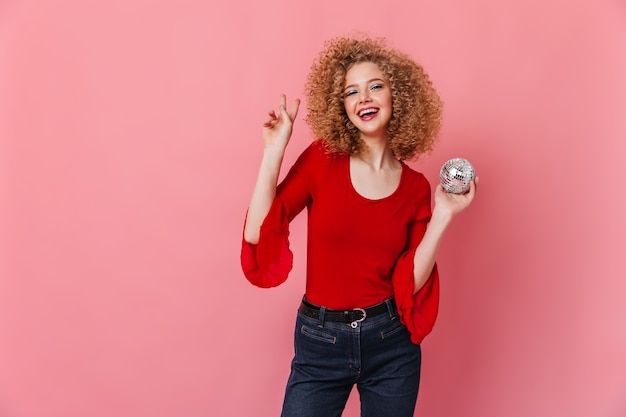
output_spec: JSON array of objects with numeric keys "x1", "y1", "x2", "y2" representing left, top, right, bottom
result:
[{"x1": 241, "y1": 140, "x2": 440, "y2": 344}]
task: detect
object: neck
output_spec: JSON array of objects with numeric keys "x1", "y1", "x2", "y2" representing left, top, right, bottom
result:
[{"x1": 353, "y1": 142, "x2": 397, "y2": 171}]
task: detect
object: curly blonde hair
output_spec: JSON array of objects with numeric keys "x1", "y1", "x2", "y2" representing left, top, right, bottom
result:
[{"x1": 305, "y1": 36, "x2": 443, "y2": 160}]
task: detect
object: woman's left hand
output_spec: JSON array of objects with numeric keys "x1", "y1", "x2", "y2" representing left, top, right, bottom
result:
[{"x1": 432, "y1": 177, "x2": 479, "y2": 220}]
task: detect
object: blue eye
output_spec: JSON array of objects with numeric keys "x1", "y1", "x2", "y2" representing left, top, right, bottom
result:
[{"x1": 370, "y1": 83, "x2": 383, "y2": 91}]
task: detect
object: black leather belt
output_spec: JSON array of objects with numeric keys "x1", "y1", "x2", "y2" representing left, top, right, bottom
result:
[{"x1": 299, "y1": 297, "x2": 392, "y2": 327}]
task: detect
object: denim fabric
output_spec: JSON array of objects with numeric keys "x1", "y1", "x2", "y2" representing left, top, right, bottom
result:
[{"x1": 281, "y1": 298, "x2": 421, "y2": 417}]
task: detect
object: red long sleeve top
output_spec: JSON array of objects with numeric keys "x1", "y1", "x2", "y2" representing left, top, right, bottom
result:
[{"x1": 241, "y1": 140, "x2": 440, "y2": 344}]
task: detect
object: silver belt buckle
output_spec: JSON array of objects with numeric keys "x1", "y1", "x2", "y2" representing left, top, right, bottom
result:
[{"x1": 350, "y1": 308, "x2": 367, "y2": 328}]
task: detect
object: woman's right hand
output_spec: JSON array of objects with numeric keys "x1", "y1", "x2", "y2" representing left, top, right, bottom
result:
[
  {"x1": 244, "y1": 95, "x2": 300, "y2": 244},
  {"x1": 262, "y1": 94, "x2": 300, "y2": 150}
]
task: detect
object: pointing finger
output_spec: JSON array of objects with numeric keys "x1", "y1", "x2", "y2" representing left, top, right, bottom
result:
[{"x1": 289, "y1": 99, "x2": 301, "y2": 120}]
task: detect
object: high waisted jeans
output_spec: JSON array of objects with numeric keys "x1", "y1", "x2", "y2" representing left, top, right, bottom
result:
[{"x1": 281, "y1": 298, "x2": 421, "y2": 417}]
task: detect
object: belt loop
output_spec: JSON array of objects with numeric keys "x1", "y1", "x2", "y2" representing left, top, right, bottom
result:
[
  {"x1": 385, "y1": 297, "x2": 397, "y2": 319},
  {"x1": 318, "y1": 306, "x2": 326, "y2": 328}
]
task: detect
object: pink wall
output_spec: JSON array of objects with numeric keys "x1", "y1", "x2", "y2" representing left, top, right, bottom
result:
[{"x1": 1, "y1": 1, "x2": 625, "y2": 416}]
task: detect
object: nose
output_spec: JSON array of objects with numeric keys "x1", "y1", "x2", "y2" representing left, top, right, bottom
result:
[{"x1": 358, "y1": 89, "x2": 371, "y2": 103}]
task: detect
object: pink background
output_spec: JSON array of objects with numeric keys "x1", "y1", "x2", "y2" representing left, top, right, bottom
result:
[{"x1": 1, "y1": 0, "x2": 625, "y2": 416}]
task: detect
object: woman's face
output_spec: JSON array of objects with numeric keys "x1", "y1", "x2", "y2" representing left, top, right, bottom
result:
[{"x1": 343, "y1": 62, "x2": 392, "y2": 140}]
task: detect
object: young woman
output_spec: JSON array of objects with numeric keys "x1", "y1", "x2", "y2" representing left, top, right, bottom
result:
[{"x1": 241, "y1": 36, "x2": 477, "y2": 417}]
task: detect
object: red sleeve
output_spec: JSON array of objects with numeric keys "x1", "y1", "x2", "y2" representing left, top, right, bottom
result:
[
  {"x1": 392, "y1": 251, "x2": 440, "y2": 345},
  {"x1": 240, "y1": 143, "x2": 320, "y2": 288},
  {"x1": 392, "y1": 175, "x2": 440, "y2": 345}
]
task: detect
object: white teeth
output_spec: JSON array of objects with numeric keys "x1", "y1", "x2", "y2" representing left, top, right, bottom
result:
[{"x1": 358, "y1": 108, "x2": 378, "y2": 117}]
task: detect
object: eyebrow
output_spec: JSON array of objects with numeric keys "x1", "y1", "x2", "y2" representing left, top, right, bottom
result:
[{"x1": 344, "y1": 78, "x2": 386, "y2": 90}]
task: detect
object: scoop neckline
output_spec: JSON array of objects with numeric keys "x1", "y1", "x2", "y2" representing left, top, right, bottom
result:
[{"x1": 347, "y1": 157, "x2": 406, "y2": 202}]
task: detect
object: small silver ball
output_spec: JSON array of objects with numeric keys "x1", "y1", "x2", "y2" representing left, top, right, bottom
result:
[{"x1": 440, "y1": 158, "x2": 475, "y2": 194}]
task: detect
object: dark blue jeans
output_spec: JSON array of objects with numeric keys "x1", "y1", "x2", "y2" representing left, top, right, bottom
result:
[{"x1": 281, "y1": 298, "x2": 421, "y2": 417}]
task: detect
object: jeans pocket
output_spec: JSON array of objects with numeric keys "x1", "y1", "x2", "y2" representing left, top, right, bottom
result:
[
  {"x1": 379, "y1": 319, "x2": 406, "y2": 340},
  {"x1": 299, "y1": 324, "x2": 337, "y2": 345}
]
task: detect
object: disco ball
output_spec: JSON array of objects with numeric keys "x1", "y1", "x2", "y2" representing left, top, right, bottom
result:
[{"x1": 440, "y1": 158, "x2": 475, "y2": 194}]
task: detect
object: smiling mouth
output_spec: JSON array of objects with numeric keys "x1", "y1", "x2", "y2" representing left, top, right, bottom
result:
[{"x1": 357, "y1": 107, "x2": 379, "y2": 118}]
